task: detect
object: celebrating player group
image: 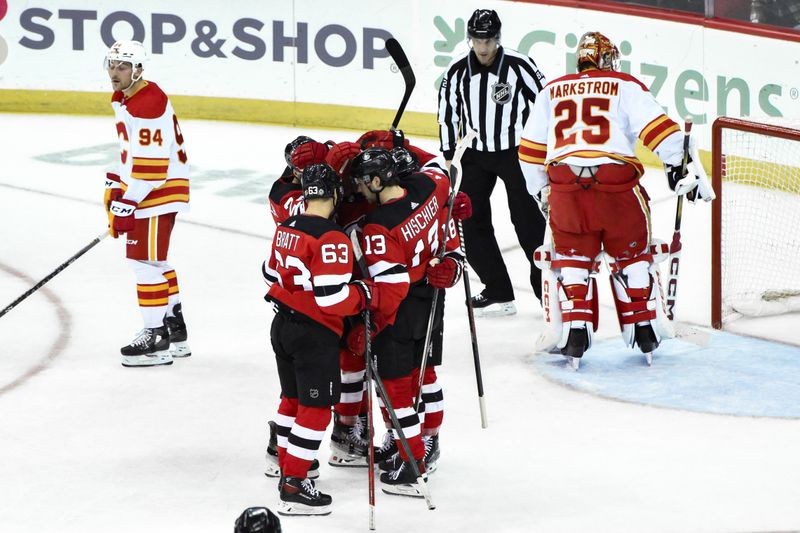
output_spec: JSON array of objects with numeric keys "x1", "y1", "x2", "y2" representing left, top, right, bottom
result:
[{"x1": 261, "y1": 130, "x2": 470, "y2": 515}]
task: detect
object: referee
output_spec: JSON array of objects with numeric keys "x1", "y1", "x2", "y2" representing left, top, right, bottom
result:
[{"x1": 437, "y1": 8, "x2": 547, "y2": 317}]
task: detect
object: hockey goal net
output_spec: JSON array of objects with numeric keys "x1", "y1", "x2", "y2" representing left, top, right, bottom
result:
[{"x1": 712, "y1": 117, "x2": 800, "y2": 328}]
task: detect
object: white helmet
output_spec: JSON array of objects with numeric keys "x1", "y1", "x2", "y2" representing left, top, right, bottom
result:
[{"x1": 104, "y1": 40, "x2": 147, "y2": 78}]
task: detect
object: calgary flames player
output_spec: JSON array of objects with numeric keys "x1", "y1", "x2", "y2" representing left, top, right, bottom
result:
[
  {"x1": 104, "y1": 40, "x2": 191, "y2": 367},
  {"x1": 519, "y1": 31, "x2": 712, "y2": 369},
  {"x1": 262, "y1": 163, "x2": 377, "y2": 516},
  {"x1": 345, "y1": 147, "x2": 465, "y2": 497}
]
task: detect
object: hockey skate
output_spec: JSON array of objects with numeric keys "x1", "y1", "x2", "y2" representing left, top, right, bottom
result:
[
  {"x1": 561, "y1": 327, "x2": 589, "y2": 371},
  {"x1": 164, "y1": 303, "x2": 191, "y2": 358},
  {"x1": 265, "y1": 421, "x2": 319, "y2": 480},
  {"x1": 380, "y1": 458, "x2": 427, "y2": 498},
  {"x1": 373, "y1": 431, "x2": 397, "y2": 465},
  {"x1": 471, "y1": 292, "x2": 517, "y2": 317},
  {"x1": 277, "y1": 477, "x2": 332, "y2": 516},
  {"x1": 328, "y1": 415, "x2": 368, "y2": 467},
  {"x1": 380, "y1": 434, "x2": 439, "y2": 475},
  {"x1": 635, "y1": 324, "x2": 659, "y2": 366},
  {"x1": 120, "y1": 326, "x2": 172, "y2": 367}
]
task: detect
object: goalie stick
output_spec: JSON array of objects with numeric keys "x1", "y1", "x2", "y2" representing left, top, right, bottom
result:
[
  {"x1": 665, "y1": 119, "x2": 692, "y2": 321},
  {"x1": 414, "y1": 129, "x2": 478, "y2": 411},
  {"x1": 385, "y1": 38, "x2": 416, "y2": 131},
  {"x1": 349, "y1": 230, "x2": 436, "y2": 513},
  {"x1": 1, "y1": 231, "x2": 109, "y2": 319}
]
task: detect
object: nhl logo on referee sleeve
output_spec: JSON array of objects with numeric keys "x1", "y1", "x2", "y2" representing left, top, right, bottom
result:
[{"x1": 491, "y1": 81, "x2": 512, "y2": 104}]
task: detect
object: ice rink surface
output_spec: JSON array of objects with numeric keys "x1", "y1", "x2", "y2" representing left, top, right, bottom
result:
[{"x1": 1, "y1": 114, "x2": 798, "y2": 533}]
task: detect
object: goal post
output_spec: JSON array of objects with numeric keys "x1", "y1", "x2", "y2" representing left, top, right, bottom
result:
[{"x1": 712, "y1": 117, "x2": 800, "y2": 329}]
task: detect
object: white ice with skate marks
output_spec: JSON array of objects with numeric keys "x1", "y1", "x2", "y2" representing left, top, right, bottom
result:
[{"x1": 1, "y1": 114, "x2": 799, "y2": 533}]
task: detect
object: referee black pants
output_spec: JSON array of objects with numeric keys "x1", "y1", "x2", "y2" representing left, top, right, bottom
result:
[{"x1": 460, "y1": 147, "x2": 545, "y2": 303}]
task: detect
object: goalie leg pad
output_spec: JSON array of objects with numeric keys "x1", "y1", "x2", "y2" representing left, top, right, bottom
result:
[
  {"x1": 609, "y1": 260, "x2": 662, "y2": 349},
  {"x1": 555, "y1": 264, "x2": 597, "y2": 352},
  {"x1": 535, "y1": 264, "x2": 562, "y2": 353}
]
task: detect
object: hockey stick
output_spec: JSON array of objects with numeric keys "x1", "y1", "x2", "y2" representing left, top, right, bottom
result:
[
  {"x1": 365, "y1": 311, "x2": 377, "y2": 528},
  {"x1": 665, "y1": 119, "x2": 693, "y2": 321},
  {"x1": 349, "y1": 230, "x2": 435, "y2": 512},
  {"x1": 350, "y1": 229, "x2": 377, "y2": 529},
  {"x1": 0, "y1": 231, "x2": 109, "y2": 319},
  {"x1": 414, "y1": 129, "x2": 477, "y2": 411},
  {"x1": 457, "y1": 219, "x2": 488, "y2": 428},
  {"x1": 385, "y1": 38, "x2": 416, "y2": 131}
]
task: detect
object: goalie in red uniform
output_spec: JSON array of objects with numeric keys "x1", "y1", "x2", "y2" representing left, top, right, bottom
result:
[
  {"x1": 518, "y1": 31, "x2": 712, "y2": 369},
  {"x1": 104, "y1": 40, "x2": 191, "y2": 367}
]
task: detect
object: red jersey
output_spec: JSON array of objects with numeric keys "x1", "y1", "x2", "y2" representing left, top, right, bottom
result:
[
  {"x1": 360, "y1": 169, "x2": 463, "y2": 326},
  {"x1": 268, "y1": 168, "x2": 304, "y2": 225},
  {"x1": 263, "y1": 214, "x2": 362, "y2": 335}
]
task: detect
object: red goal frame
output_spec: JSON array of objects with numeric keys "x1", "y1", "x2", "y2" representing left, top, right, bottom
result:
[{"x1": 711, "y1": 117, "x2": 800, "y2": 328}]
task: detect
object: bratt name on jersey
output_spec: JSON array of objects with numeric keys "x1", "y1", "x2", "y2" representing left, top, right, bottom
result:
[
  {"x1": 275, "y1": 229, "x2": 300, "y2": 251},
  {"x1": 551, "y1": 80, "x2": 619, "y2": 99},
  {"x1": 399, "y1": 195, "x2": 440, "y2": 242}
]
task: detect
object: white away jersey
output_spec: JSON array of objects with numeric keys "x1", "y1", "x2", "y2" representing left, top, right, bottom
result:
[
  {"x1": 519, "y1": 69, "x2": 685, "y2": 193},
  {"x1": 111, "y1": 81, "x2": 190, "y2": 218}
]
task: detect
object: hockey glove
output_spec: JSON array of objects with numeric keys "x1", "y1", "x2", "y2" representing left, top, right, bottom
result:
[
  {"x1": 346, "y1": 321, "x2": 376, "y2": 354},
  {"x1": 665, "y1": 155, "x2": 699, "y2": 197},
  {"x1": 104, "y1": 174, "x2": 124, "y2": 238},
  {"x1": 351, "y1": 279, "x2": 380, "y2": 312},
  {"x1": 109, "y1": 198, "x2": 138, "y2": 235},
  {"x1": 357, "y1": 129, "x2": 409, "y2": 150},
  {"x1": 426, "y1": 256, "x2": 463, "y2": 289},
  {"x1": 534, "y1": 185, "x2": 550, "y2": 218},
  {"x1": 291, "y1": 141, "x2": 329, "y2": 172},
  {"x1": 451, "y1": 191, "x2": 473, "y2": 221},
  {"x1": 325, "y1": 141, "x2": 362, "y2": 176}
]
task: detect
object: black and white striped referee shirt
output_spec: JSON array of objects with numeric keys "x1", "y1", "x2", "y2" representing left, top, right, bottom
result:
[{"x1": 437, "y1": 46, "x2": 546, "y2": 160}]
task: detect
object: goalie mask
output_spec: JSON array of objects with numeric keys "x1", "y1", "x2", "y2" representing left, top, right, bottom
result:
[
  {"x1": 576, "y1": 32, "x2": 619, "y2": 72},
  {"x1": 104, "y1": 40, "x2": 147, "y2": 79}
]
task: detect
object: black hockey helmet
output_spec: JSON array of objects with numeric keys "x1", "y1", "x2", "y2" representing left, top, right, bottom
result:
[
  {"x1": 351, "y1": 147, "x2": 399, "y2": 186},
  {"x1": 284, "y1": 135, "x2": 315, "y2": 170},
  {"x1": 390, "y1": 146, "x2": 420, "y2": 178},
  {"x1": 301, "y1": 163, "x2": 343, "y2": 201},
  {"x1": 234, "y1": 507, "x2": 281, "y2": 533},
  {"x1": 467, "y1": 9, "x2": 501, "y2": 40}
]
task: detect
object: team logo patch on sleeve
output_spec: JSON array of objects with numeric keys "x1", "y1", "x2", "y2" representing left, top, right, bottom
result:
[{"x1": 491, "y1": 81, "x2": 512, "y2": 104}]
